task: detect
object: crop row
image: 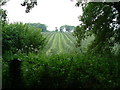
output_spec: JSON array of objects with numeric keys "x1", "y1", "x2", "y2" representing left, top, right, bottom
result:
[{"x1": 42, "y1": 32, "x2": 76, "y2": 55}]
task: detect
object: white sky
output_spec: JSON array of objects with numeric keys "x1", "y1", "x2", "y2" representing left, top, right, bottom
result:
[{"x1": 2, "y1": 0, "x2": 82, "y2": 31}]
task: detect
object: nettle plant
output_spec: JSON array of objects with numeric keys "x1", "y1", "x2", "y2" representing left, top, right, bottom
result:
[{"x1": 2, "y1": 23, "x2": 46, "y2": 55}]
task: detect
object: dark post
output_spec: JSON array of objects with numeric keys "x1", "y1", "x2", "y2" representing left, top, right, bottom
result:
[{"x1": 9, "y1": 59, "x2": 23, "y2": 88}]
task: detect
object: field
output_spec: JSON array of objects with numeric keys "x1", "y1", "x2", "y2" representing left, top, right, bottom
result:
[
  {"x1": 42, "y1": 32, "x2": 77, "y2": 55},
  {"x1": 42, "y1": 32, "x2": 94, "y2": 55}
]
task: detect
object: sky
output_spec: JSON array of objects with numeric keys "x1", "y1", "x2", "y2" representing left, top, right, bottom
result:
[{"x1": 2, "y1": 0, "x2": 82, "y2": 31}]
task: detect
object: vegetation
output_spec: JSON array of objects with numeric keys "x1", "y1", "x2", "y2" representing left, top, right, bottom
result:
[
  {"x1": 2, "y1": 0, "x2": 120, "y2": 89},
  {"x1": 74, "y1": 2, "x2": 120, "y2": 55},
  {"x1": 3, "y1": 30, "x2": 120, "y2": 88},
  {"x1": 60, "y1": 25, "x2": 75, "y2": 32},
  {"x1": 27, "y1": 23, "x2": 49, "y2": 32},
  {"x1": 2, "y1": 23, "x2": 46, "y2": 58},
  {"x1": 3, "y1": 52, "x2": 120, "y2": 88},
  {"x1": 0, "y1": 0, "x2": 9, "y2": 6},
  {"x1": 42, "y1": 32, "x2": 76, "y2": 55},
  {"x1": 21, "y1": 0, "x2": 37, "y2": 13}
]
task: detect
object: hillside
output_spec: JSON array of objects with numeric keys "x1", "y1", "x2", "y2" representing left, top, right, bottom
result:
[{"x1": 42, "y1": 32, "x2": 76, "y2": 55}]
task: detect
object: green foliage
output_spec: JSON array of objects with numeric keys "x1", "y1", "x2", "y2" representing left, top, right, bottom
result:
[
  {"x1": 0, "y1": 9, "x2": 7, "y2": 26},
  {"x1": 28, "y1": 23, "x2": 48, "y2": 32},
  {"x1": 21, "y1": 0, "x2": 37, "y2": 13},
  {"x1": 74, "y1": 2, "x2": 120, "y2": 55},
  {"x1": 2, "y1": 23, "x2": 46, "y2": 56},
  {"x1": 0, "y1": 0, "x2": 9, "y2": 25},
  {"x1": 42, "y1": 32, "x2": 76, "y2": 55},
  {"x1": 60, "y1": 25, "x2": 75, "y2": 32},
  {"x1": 0, "y1": 0, "x2": 9, "y2": 6},
  {"x1": 2, "y1": 1, "x2": 120, "y2": 89},
  {"x1": 2, "y1": 53, "x2": 120, "y2": 88}
]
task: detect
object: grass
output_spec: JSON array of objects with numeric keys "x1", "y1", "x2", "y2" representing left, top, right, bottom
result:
[
  {"x1": 42, "y1": 32, "x2": 94, "y2": 54},
  {"x1": 42, "y1": 32, "x2": 77, "y2": 54}
]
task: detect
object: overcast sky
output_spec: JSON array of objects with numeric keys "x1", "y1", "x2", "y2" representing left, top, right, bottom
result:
[{"x1": 2, "y1": 0, "x2": 82, "y2": 30}]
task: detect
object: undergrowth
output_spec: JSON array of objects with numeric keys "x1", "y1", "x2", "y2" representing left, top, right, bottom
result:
[{"x1": 2, "y1": 53, "x2": 120, "y2": 88}]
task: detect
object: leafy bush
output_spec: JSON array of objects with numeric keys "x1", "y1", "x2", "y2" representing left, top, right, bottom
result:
[
  {"x1": 3, "y1": 53, "x2": 120, "y2": 88},
  {"x1": 2, "y1": 23, "x2": 46, "y2": 55}
]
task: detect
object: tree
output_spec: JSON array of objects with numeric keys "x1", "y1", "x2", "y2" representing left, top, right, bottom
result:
[
  {"x1": 74, "y1": 1, "x2": 120, "y2": 55},
  {"x1": 55, "y1": 27, "x2": 58, "y2": 32},
  {"x1": 0, "y1": 0, "x2": 8, "y2": 25},
  {"x1": 0, "y1": 0, "x2": 9, "y2": 6},
  {"x1": 28, "y1": 23, "x2": 48, "y2": 32},
  {"x1": 60, "y1": 26, "x2": 64, "y2": 32},
  {"x1": 60, "y1": 28, "x2": 63, "y2": 32},
  {"x1": 21, "y1": 0, "x2": 37, "y2": 13},
  {"x1": 60, "y1": 25, "x2": 75, "y2": 32}
]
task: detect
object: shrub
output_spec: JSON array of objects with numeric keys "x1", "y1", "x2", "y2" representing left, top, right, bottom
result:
[
  {"x1": 2, "y1": 23, "x2": 46, "y2": 55},
  {"x1": 3, "y1": 53, "x2": 119, "y2": 88}
]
